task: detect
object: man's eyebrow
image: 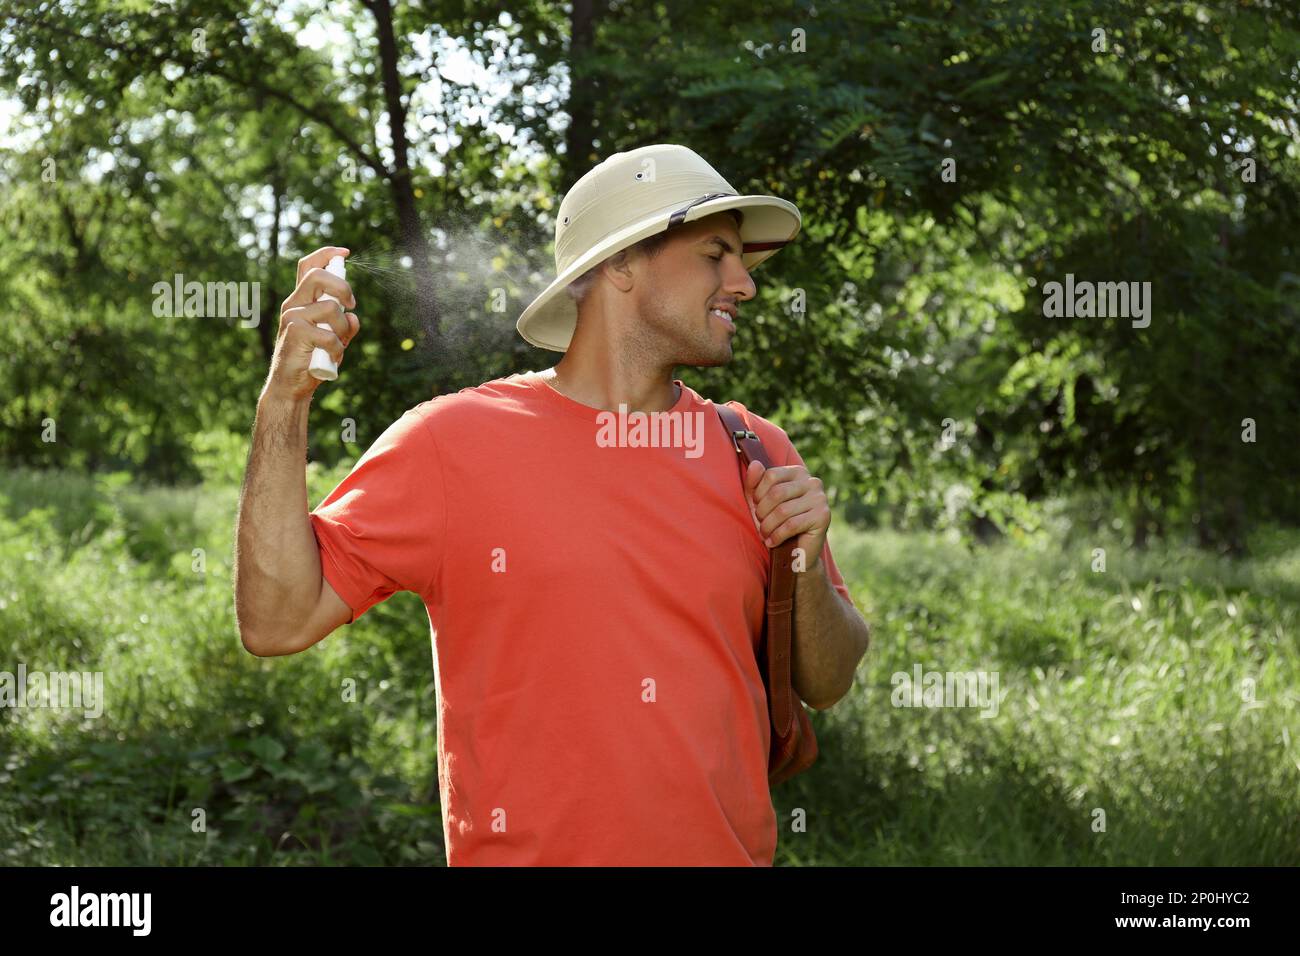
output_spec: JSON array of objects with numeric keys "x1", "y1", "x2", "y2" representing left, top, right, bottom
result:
[{"x1": 700, "y1": 235, "x2": 739, "y2": 255}]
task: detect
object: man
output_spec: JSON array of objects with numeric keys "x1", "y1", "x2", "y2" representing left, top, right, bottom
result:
[{"x1": 234, "y1": 143, "x2": 871, "y2": 866}]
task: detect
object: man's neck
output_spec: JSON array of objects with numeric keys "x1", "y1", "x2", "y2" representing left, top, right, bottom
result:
[{"x1": 542, "y1": 358, "x2": 679, "y2": 414}]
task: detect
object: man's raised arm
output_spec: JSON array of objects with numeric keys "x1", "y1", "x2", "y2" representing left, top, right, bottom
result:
[{"x1": 234, "y1": 246, "x2": 358, "y2": 657}]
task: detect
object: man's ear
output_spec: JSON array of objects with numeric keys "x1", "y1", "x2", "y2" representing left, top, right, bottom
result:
[{"x1": 602, "y1": 249, "x2": 637, "y2": 293}]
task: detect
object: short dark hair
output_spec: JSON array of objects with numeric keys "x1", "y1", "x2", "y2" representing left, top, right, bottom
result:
[{"x1": 564, "y1": 208, "x2": 743, "y2": 307}]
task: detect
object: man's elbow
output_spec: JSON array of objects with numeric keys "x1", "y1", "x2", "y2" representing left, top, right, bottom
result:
[
  {"x1": 806, "y1": 646, "x2": 869, "y2": 711},
  {"x1": 235, "y1": 589, "x2": 326, "y2": 657},
  {"x1": 238, "y1": 623, "x2": 301, "y2": 658},
  {"x1": 239, "y1": 625, "x2": 275, "y2": 658},
  {"x1": 235, "y1": 603, "x2": 270, "y2": 656},
  {"x1": 805, "y1": 680, "x2": 853, "y2": 711}
]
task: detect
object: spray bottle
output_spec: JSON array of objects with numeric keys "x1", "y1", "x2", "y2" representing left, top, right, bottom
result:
[{"x1": 307, "y1": 254, "x2": 346, "y2": 381}]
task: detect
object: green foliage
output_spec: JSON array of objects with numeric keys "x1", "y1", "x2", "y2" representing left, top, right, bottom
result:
[
  {"x1": 777, "y1": 520, "x2": 1300, "y2": 865},
  {"x1": 0, "y1": 466, "x2": 445, "y2": 865},
  {"x1": 590, "y1": 0, "x2": 1300, "y2": 551},
  {"x1": 1, "y1": 0, "x2": 1297, "y2": 549},
  {"x1": 1, "y1": 471, "x2": 1295, "y2": 864}
]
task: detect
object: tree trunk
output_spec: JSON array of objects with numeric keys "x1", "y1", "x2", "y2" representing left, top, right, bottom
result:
[
  {"x1": 562, "y1": 0, "x2": 597, "y2": 194},
  {"x1": 1226, "y1": 493, "x2": 1247, "y2": 557},
  {"x1": 370, "y1": 0, "x2": 442, "y2": 357},
  {"x1": 1133, "y1": 485, "x2": 1151, "y2": 550}
]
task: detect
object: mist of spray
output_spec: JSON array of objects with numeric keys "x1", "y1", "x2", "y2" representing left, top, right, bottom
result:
[{"x1": 342, "y1": 211, "x2": 555, "y2": 381}]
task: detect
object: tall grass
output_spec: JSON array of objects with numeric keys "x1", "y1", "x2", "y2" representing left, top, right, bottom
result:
[
  {"x1": 1, "y1": 467, "x2": 1296, "y2": 865},
  {"x1": 792, "y1": 527, "x2": 1300, "y2": 865}
]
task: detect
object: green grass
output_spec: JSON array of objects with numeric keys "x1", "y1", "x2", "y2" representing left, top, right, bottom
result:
[
  {"x1": 782, "y1": 526, "x2": 1300, "y2": 865},
  {"x1": 1, "y1": 467, "x2": 1296, "y2": 865}
]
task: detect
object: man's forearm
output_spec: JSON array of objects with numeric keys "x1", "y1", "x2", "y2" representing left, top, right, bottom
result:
[
  {"x1": 233, "y1": 391, "x2": 324, "y2": 645},
  {"x1": 790, "y1": 554, "x2": 870, "y2": 710}
]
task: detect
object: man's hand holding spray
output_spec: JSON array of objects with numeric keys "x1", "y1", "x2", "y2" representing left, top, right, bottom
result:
[{"x1": 262, "y1": 245, "x2": 358, "y2": 402}]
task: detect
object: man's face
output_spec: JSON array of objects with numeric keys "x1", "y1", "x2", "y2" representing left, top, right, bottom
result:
[{"x1": 625, "y1": 211, "x2": 757, "y2": 367}]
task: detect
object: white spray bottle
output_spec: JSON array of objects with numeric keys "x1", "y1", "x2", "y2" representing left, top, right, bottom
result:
[{"x1": 307, "y1": 254, "x2": 346, "y2": 381}]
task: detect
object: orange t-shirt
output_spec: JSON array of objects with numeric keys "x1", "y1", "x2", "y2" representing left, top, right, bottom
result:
[{"x1": 308, "y1": 371, "x2": 856, "y2": 866}]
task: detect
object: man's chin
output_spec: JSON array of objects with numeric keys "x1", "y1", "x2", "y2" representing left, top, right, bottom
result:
[{"x1": 677, "y1": 344, "x2": 732, "y2": 368}]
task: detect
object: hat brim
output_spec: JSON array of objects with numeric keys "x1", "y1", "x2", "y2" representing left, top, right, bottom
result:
[{"x1": 516, "y1": 194, "x2": 801, "y2": 352}]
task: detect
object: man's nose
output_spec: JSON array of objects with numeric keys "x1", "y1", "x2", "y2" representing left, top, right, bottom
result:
[{"x1": 725, "y1": 257, "x2": 757, "y2": 302}]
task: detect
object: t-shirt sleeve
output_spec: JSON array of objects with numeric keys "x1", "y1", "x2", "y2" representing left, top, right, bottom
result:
[{"x1": 308, "y1": 402, "x2": 445, "y2": 624}]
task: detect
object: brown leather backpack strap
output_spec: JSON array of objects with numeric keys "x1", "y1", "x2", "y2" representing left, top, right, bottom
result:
[{"x1": 715, "y1": 403, "x2": 798, "y2": 739}]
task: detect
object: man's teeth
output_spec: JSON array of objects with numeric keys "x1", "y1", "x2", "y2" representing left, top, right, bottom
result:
[{"x1": 710, "y1": 308, "x2": 731, "y2": 319}]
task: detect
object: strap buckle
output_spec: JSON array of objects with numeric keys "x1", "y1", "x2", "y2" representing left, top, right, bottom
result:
[{"x1": 730, "y1": 428, "x2": 759, "y2": 453}]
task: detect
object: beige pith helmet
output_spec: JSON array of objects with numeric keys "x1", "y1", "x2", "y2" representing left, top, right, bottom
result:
[{"x1": 516, "y1": 143, "x2": 802, "y2": 352}]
